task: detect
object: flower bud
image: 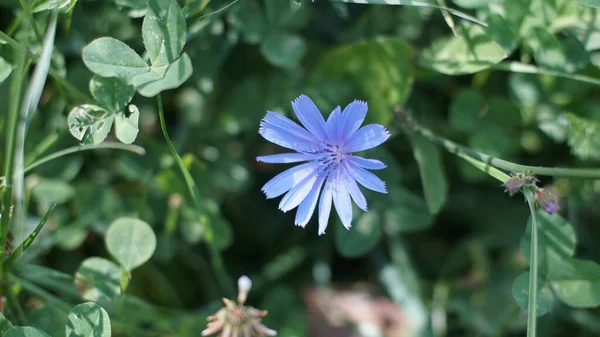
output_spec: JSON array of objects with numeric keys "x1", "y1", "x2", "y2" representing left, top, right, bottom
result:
[
  {"x1": 502, "y1": 176, "x2": 524, "y2": 196},
  {"x1": 237, "y1": 275, "x2": 252, "y2": 305},
  {"x1": 535, "y1": 189, "x2": 559, "y2": 214}
]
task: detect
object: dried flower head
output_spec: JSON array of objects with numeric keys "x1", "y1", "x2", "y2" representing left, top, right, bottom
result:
[
  {"x1": 502, "y1": 171, "x2": 538, "y2": 196},
  {"x1": 202, "y1": 276, "x2": 276, "y2": 337}
]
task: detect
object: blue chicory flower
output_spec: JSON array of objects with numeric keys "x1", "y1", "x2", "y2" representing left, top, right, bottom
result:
[{"x1": 257, "y1": 95, "x2": 390, "y2": 235}]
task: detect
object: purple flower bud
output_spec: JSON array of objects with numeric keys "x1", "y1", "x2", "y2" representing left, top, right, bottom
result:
[
  {"x1": 503, "y1": 176, "x2": 524, "y2": 196},
  {"x1": 535, "y1": 189, "x2": 559, "y2": 214}
]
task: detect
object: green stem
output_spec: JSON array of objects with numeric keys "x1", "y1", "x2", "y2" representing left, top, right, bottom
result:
[
  {"x1": 0, "y1": 40, "x2": 28, "y2": 294},
  {"x1": 414, "y1": 125, "x2": 600, "y2": 179},
  {"x1": 156, "y1": 95, "x2": 234, "y2": 297},
  {"x1": 525, "y1": 189, "x2": 539, "y2": 337},
  {"x1": 0, "y1": 143, "x2": 146, "y2": 188},
  {"x1": 493, "y1": 62, "x2": 600, "y2": 87}
]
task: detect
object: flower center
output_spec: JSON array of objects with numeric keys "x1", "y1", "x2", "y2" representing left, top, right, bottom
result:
[{"x1": 314, "y1": 142, "x2": 347, "y2": 176}]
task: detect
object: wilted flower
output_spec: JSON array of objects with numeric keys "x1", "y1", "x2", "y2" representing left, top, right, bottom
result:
[
  {"x1": 502, "y1": 171, "x2": 538, "y2": 196},
  {"x1": 535, "y1": 189, "x2": 559, "y2": 214},
  {"x1": 257, "y1": 95, "x2": 389, "y2": 235},
  {"x1": 502, "y1": 176, "x2": 524, "y2": 196},
  {"x1": 201, "y1": 276, "x2": 276, "y2": 337}
]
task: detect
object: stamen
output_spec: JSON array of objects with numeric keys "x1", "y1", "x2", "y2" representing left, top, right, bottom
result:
[{"x1": 311, "y1": 140, "x2": 348, "y2": 177}]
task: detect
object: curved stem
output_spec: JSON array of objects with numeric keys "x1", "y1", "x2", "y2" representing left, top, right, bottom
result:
[
  {"x1": 493, "y1": 62, "x2": 600, "y2": 87},
  {"x1": 414, "y1": 125, "x2": 600, "y2": 179},
  {"x1": 156, "y1": 94, "x2": 234, "y2": 297},
  {"x1": 525, "y1": 189, "x2": 539, "y2": 337},
  {"x1": 0, "y1": 143, "x2": 146, "y2": 187}
]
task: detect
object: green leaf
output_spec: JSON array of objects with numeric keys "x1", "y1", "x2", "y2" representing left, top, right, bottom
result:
[
  {"x1": 0, "y1": 314, "x2": 13, "y2": 335},
  {"x1": 55, "y1": 226, "x2": 87, "y2": 251},
  {"x1": 32, "y1": 179, "x2": 75, "y2": 204},
  {"x1": 449, "y1": 89, "x2": 482, "y2": 132},
  {"x1": 31, "y1": 0, "x2": 73, "y2": 12},
  {"x1": 3, "y1": 327, "x2": 51, "y2": 337},
  {"x1": 420, "y1": 23, "x2": 506, "y2": 75},
  {"x1": 520, "y1": 211, "x2": 577, "y2": 278},
  {"x1": 511, "y1": 271, "x2": 553, "y2": 316},
  {"x1": 564, "y1": 113, "x2": 600, "y2": 161},
  {"x1": 527, "y1": 27, "x2": 567, "y2": 71},
  {"x1": 409, "y1": 134, "x2": 448, "y2": 214},
  {"x1": 264, "y1": 0, "x2": 310, "y2": 31},
  {"x1": 66, "y1": 302, "x2": 111, "y2": 337},
  {"x1": 484, "y1": 98, "x2": 522, "y2": 127},
  {"x1": 260, "y1": 32, "x2": 306, "y2": 69},
  {"x1": 469, "y1": 123, "x2": 510, "y2": 157},
  {"x1": 105, "y1": 217, "x2": 157, "y2": 271},
  {"x1": 0, "y1": 57, "x2": 12, "y2": 85},
  {"x1": 142, "y1": 0, "x2": 186, "y2": 66},
  {"x1": 82, "y1": 37, "x2": 149, "y2": 80},
  {"x1": 115, "y1": 105, "x2": 140, "y2": 144},
  {"x1": 312, "y1": 38, "x2": 413, "y2": 125},
  {"x1": 130, "y1": 53, "x2": 193, "y2": 97},
  {"x1": 578, "y1": 0, "x2": 600, "y2": 8},
  {"x1": 227, "y1": 0, "x2": 267, "y2": 44},
  {"x1": 89, "y1": 75, "x2": 135, "y2": 112},
  {"x1": 485, "y1": 13, "x2": 517, "y2": 55},
  {"x1": 74, "y1": 257, "x2": 121, "y2": 302},
  {"x1": 67, "y1": 104, "x2": 114, "y2": 144},
  {"x1": 383, "y1": 187, "x2": 433, "y2": 234},
  {"x1": 562, "y1": 34, "x2": 589, "y2": 72},
  {"x1": 550, "y1": 258, "x2": 600, "y2": 308},
  {"x1": 335, "y1": 211, "x2": 382, "y2": 258}
]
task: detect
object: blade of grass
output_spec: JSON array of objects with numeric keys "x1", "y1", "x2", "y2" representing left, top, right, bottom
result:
[
  {"x1": 436, "y1": 0, "x2": 458, "y2": 36},
  {"x1": 4, "y1": 204, "x2": 57, "y2": 270},
  {"x1": 330, "y1": 0, "x2": 487, "y2": 27},
  {"x1": 493, "y1": 62, "x2": 600, "y2": 87},
  {"x1": 9, "y1": 13, "x2": 57, "y2": 292},
  {"x1": 0, "y1": 143, "x2": 146, "y2": 187}
]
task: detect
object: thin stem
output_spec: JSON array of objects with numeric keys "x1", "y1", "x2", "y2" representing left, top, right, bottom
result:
[
  {"x1": 414, "y1": 125, "x2": 600, "y2": 179},
  {"x1": 493, "y1": 62, "x2": 600, "y2": 87},
  {"x1": 0, "y1": 40, "x2": 28, "y2": 293},
  {"x1": 156, "y1": 95, "x2": 234, "y2": 297},
  {"x1": 0, "y1": 143, "x2": 146, "y2": 187},
  {"x1": 525, "y1": 189, "x2": 539, "y2": 337}
]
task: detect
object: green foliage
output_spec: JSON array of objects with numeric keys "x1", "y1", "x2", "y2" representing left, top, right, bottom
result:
[
  {"x1": 335, "y1": 211, "x2": 381, "y2": 257},
  {"x1": 312, "y1": 38, "x2": 413, "y2": 125},
  {"x1": 2, "y1": 1, "x2": 600, "y2": 337},
  {"x1": 420, "y1": 23, "x2": 506, "y2": 75},
  {"x1": 81, "y1": 0, "x2": 192, "y2": 97},
  {"x1": 409, "y1": 134, "x2": 448, "y2": 214}
]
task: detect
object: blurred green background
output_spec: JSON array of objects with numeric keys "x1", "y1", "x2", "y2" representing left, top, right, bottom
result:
[{"x1": 1, "y1": 0, "x2": 600, "y2": 336}]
